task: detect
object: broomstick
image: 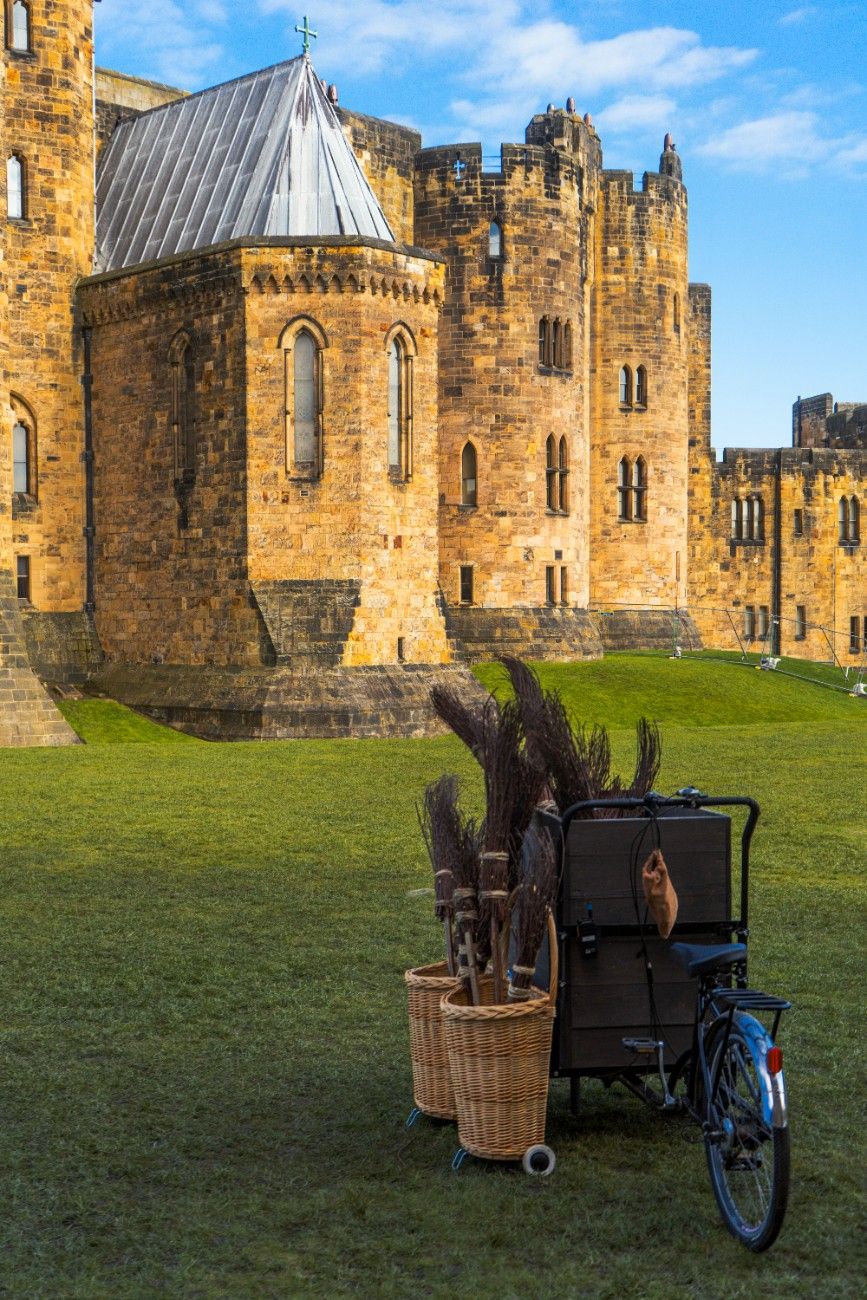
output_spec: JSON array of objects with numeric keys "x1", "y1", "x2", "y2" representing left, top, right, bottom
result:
[
  {"x1": 452, "y1": 814, "x2": 483, "y2": 1004},
  {"x1": 417, "y1": 775, "x2": 459, "y2": 975},
  {"x1": 430, "y1": 684, "x2": 486, "y2": 762},
  {"x1": 478, "y1": 696, "x2": 525, "y2": 1002},
  {"x1": 509, "y1": 822, "x2": 558, "y2": 1001}
]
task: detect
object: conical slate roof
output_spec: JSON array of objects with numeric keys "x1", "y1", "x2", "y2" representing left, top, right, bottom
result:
[{"x1": 95, "y1": 57, "x2": 395, "y2": 272}]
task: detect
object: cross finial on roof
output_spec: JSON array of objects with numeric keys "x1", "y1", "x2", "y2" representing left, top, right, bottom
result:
[{"x1": 295, "y1": 14, "x2": 318, "y2": 56}]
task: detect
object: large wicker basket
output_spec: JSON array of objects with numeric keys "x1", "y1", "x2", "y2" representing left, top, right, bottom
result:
[
  {"x1": 405, "y1": 960, "x2": 461, "y2": 1120},
  {"x1": 440, "y1": 913, "x2": 557, "y2": 1161}
]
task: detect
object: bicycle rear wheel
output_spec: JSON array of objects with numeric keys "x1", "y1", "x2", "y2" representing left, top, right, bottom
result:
[{"x1": 704, "y1": 1019, "x2": 789, "y2": 1251}]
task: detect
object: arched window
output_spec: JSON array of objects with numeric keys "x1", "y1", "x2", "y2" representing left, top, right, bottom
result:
[
  {"x1": 461, "y1": 442, "x2": 477, "y2": 507},
  {"x1": 635, "y1": 365, "x2": 648, "y2": 408},
  {"x1": 280, "y1": 318, "x2": 326, "y2": 476},
  {"x1": 619, "y1": 365, "x2": 632, "y2": 406},
  {"x1": 750, "y1": 494, "x2": 764, "y2": 541},
  {"x1": 849, "y1": 496, "x2": 860, "y2": 543},
  {"x1": 731, "y1": 499, "x2": 742, "y2": 539},
  {"x1": 552, "y1": 319, "x2": 562, "y2": 369},
  {"x1": 12, "y1": 419, "x2": 31, "y2": 493},
  {"x1": 169, "y1": 333, "x2": 196, "y2": 482},
  {"x1": 538, "y1": 318, "x2": 548, "y2": 366},
  {"x1": 545, "y1": 434, "x2": 558, "y2": 510},
  {"x1": 386, "y1": 326, "x2": 414, "y2": 480},
  {"x1": 838, "y1": 496, "x2": 848, "y2": 543},
  {"x1": 632, "y1": 456, "x2": 647, "y2": 521},
  {"x1": 8, "y1": 2, "x2": 30, "y2": 52},
  {"x1": 563, "y1": 321, "x2": 572, "y2": 370},
  {"x1": 11, "y1": 394, "x2": 37, "y2": 499},
  {"x1": 558, "y1": 436, "x2": 569, "y2": 513},
  {"x1": 6, "y1": 154, "x2": 24, "y2": 219},
  {"x1": 488, "y1": 219, "x2": 503, "y2": 259},
  {"x1": 617, "y1": 456, "x2": 631, "y2": 520},
  {"x1": 673, "y1": 291, "x2": 681, "y2": 333}
]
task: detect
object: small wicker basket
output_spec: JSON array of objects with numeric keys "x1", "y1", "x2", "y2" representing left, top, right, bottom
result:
[
  {"x1": 405, "y1": 961, "x2": 461, "y2": 1120},
  {"x1": 440, "y1": 912, "x2": 557, "y2": 1161}
]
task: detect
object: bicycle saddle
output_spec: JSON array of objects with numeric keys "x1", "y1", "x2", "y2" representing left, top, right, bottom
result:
[{"x1": 670, "y1": 942, "x2": 746, "y2": 978}]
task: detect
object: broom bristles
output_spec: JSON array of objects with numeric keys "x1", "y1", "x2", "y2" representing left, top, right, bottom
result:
[{"x1": 510, "y1": 822, "x2": 558, "y2": 1001}]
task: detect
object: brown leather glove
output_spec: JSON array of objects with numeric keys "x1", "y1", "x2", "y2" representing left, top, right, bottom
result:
[{"x1": 642, "y1": 848, "x2": 679, "y2": 939}]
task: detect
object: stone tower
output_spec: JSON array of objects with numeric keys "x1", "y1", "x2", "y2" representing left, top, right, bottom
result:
[
  {"x1": 1, "y1": 0, "x2": 95, "y2": 743},
  {"x1": 413, "y1": 108, "x2": 603, "y2": 659},
  {"x1": 589, "y1": 139, "x2": 691, "y2": 611}
]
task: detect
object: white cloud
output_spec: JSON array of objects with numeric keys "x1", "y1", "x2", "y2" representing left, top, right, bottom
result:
[
  {"x1": 96, "y1": 0, "x2": 225, "y2": 87},
  {"x1": 596, "y1": 95, "x2": 677, "y2": 134},
  {"x1": 778, "y1": 7, "x2": 816, "y2": 26},
  {"x1": 697, "y1": 110, "x2": 867, "y2": 175}
]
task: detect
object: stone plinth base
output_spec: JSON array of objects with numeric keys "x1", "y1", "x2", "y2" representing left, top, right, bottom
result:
[
  {"x1": 0, "y1": 575, "x2": 80, "y2": 747},
  {"x1": 444, "y1": 605, "x2": 603, "y2": 664},
  {"x1": 88, "y1": 662, "x2": 488, "y2": 740},
  {"x1": 589, "y1": 608, "x2": 702, "y2": 653}
]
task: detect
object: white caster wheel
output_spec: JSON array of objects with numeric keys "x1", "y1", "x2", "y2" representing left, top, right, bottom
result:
[{"x1": 522, "y1": 1144, "x2": 556, "y2": 1176}]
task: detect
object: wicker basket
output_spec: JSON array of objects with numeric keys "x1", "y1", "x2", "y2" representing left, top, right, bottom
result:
[
  {"x1": 405, "y1": 960, "x2": 461, "y2": 1120},
  {"x1": 440, "y1": 912, "x2": 558, "y2": 1160}
]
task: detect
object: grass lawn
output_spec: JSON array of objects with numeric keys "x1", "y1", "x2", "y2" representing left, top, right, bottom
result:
[{"x1": 0, "y1": 656, "x2": 864, "y2": 1297}]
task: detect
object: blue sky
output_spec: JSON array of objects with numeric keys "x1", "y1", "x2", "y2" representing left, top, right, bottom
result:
[{"x1": 94, "y1": 1, "x2": 866, "y2": 451}]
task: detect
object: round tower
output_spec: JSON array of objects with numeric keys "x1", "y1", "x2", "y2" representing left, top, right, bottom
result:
[
  {"x1": 2, "y1": 0, "x2": 96, "y2": 612},
  {"x1": 589, "y1": 137, "x2": 690, "y2": 612},
  {"x1": 413, "y1": 108, "x2": 603, "y2": 660}
]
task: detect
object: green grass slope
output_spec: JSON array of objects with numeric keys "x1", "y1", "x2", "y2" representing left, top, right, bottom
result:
[
  {"x1": 475, "y1": 651, "x2": 865, "y2": 727},
  {"x1": 57, "y1": 697, "x2": 200, "y2": 744},
  {"x1": 0, "y1": 657, "x2": 863, "y2": 1296}
]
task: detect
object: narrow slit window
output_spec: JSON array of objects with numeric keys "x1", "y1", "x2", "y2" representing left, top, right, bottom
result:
[
  {"x1": 6, "y1": 154, "x2": 24, "y2": 219},
  {"x1": 560, "y1": 566, "x2": 568, "y2": 605},
  {"x1": 538, "y1": 318, "x2": 547, "y2": 366},
  {"x1": 488, "y1": 219, "x2": 502, "y2": 259},
  {"x1": 286, "y1": 327, "x2": 323, "y2": 475},
  {"x1": 749, "y1": 495, "x2": 764, "y2": 542},
  {"x1": 563, "y1": 321, "x2": 572, "y2": 370},
  {"x1": 758, "y1": 606, "x2": 769, "y2": 639},
  {"x1": 635, "y1": 366, "x2": 647, "y2": 408},
  {"x1": 795, "y1": 605, "x2": 807, "y2": 641},
  {"x1": 744, "y1": 605, "x2": 755, "y2": 641},
  {"x1": 12, "y1": 420, "x2": 30, "y2": 493},
  {"x1": 16, "y1": 554, "x2": 30, "y2": 600},
  {"x1": 838, "y1": 496, "x2": 848, "y2": 543},
  {"x1": 387, "y1": 333, "x2": 413, "y2": 480},
  {"x1": 673, "y1": 291, "x2": 680, "y2": 333},
  {"x1": 793, "y1": 508, "x2": 803, "y2": 536},
  {"x1": 849, "y1": 616, "x2": 860, "y2": 654},
  {"x1": 545, "y1": 565, "x2": 556, "y2": 605},
  {"x1": 170, "y1": 336, "x2": 196, "y2": 482},
  {"x1": 461, "y1": 442, "x2": 477, "y2": 507},
  {"x1": 459, "y1": 565, "x2": 474, "y2": 604},
  {"x1": 848, "y1": 496, "x2": 860, "y2": 543},
  {"x1": 619, "y1": 365, "x2": 632, "y2": 406},
  {"x1": 552, "y1": 319, "x2": 562, "y2": 369}
]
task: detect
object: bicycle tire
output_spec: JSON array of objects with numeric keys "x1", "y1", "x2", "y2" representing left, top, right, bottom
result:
[{"x1": 704, "y1": 1017, "x2": 790, "y2": 1251}]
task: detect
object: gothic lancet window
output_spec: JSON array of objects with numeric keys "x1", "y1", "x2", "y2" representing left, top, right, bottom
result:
[
  {"x1": 635, "y1": 365, "x2": 648, "y2": 408},
  {"x1": 632, "y1": 456, "x2": 647, "y2": 521},
  {"x1": 619, "y1": 365, "x2": 632, "y2": 407},
  {"x1": 169, "y1": 333, "x2": 196, "y2": 484},
  {"x1": 6, "y1": 154, "x2": 24, "y2": 219},
  {"x1": 461, "y1": 441, "x2": 477, "y2": 506},
  {"x1": 546, "y1": 434, "x2": 558, "y2": 511},
  {"x1": 558, "y1": 436, "x2": 569, "y2": 513},
  {"x1": 617, "y1": 456, "x2": 631, "y2": 519},
  {"x1": 386, "y1": 326, "x2": 414, "y2": 480},
  {"x1": 280, "y1": 317, "x2": 327, "y2": 477},
  {"x1": 12, "y1": 419, "x2": 31, "y2": 493},
  {"x1": 488, "y1": 219, "x2": 503, "y2": 259}
]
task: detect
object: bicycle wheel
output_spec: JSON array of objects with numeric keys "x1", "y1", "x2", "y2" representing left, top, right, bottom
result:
[{"x1": 704, "y1": 1019, "x2": 789, "y2": 1251}]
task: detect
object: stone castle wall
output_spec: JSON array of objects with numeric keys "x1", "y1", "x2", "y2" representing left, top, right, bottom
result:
[
  {"x1": 2, "y1": 0, "x2": 94, "y2": 613},
  {"x1": 78, "y1": 248, "x2": 269, "y2": 666},
  {"x1": 241, "y1": 241, "x2": 450, "y2": 667},
  {"x1": 337, "y1": 108, "x2": 420, "y2": 247},
  {"x1": 413, "y1": 120, "x2": 599, "y2": 637},
  {"x1": 589, "y1": 163, "x2": 690, "y2": 610},
  {"x1": 687, "y1": 444, "x2": 866, "y2": 664}
]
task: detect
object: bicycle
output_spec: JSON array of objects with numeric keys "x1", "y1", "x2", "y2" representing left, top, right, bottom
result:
[{"x1": 551, "y1": 791, "x2": 792, "y2": 1251}]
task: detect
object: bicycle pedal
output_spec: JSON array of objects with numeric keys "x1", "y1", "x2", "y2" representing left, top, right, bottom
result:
[{"x1": 621, "y1": 1037, "x2": 662, "y2": 1055}]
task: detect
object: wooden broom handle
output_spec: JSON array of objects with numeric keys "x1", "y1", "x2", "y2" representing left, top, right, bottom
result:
[{"x1": 546, "y1": 909, "x2": 559, "y2": 1006}]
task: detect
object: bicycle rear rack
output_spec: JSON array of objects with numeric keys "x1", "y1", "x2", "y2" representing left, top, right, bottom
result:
[{"x1": 712, "y1": 988, "x2": 792, "y2": 1045}]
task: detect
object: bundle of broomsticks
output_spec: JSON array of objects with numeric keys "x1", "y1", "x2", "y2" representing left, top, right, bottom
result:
[{"x1": 418, "y1": 658, "x2": 665, "y2": 1005}]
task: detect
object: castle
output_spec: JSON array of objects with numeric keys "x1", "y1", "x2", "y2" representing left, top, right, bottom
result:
[{"x1": 1, "y1": 4, "x2": 864, "y2": 744}]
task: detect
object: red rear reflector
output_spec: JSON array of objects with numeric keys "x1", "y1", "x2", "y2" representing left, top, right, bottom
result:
[{"x1": 767, "y1": 1046, "x2": 783, "y2": 1075}]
